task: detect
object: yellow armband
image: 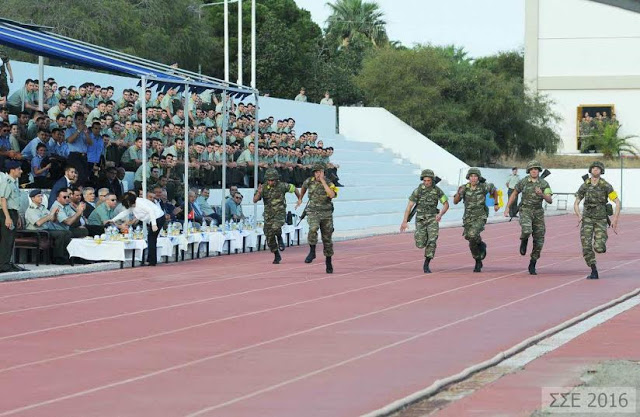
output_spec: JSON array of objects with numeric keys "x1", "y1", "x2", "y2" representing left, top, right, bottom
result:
[{"x1": 608, "y1": 191, "x2": 618, "y2": 201}]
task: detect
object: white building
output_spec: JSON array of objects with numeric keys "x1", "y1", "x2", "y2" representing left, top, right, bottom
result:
[{"x1": 525, "y1": 0, "x2": 640, "y2": 153}]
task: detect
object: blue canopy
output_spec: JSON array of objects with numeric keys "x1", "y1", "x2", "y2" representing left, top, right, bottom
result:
[{"x1": 0, "y1": 17, "x2": 255, "y2": 98}]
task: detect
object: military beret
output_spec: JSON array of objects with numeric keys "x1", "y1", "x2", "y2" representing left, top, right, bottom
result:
[
  {"x1": 29, "y1": 189, "x2": 43, "y2": 198},
  {"x1": 4, "y1": 160, "x2": 21, "y2": 170}
]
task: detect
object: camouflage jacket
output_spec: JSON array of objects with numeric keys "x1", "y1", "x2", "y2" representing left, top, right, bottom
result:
[
  {"x1": 409, "y1": 184, "x2": 447, "y2": 219},
  {"x1": 258, "y1": 181, "x2": 295, "y2": 219},
  {"x1": 515, "y1": 176, "x2": 552, "y2": 210},
  {"x1": 302, "y1": 177, "x2": 338, "y2": 213},
  {"x1": 576, "y1": 178, "x2": 616, "y2": 220},
  {"x1": 459, "y1": 182, "x2": 496, "y2": 216}
]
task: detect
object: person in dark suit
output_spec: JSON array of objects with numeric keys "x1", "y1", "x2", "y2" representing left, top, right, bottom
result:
[
  {"x1": 48, "y1": 165, "x2": 77, "y2": 209},
  {"x1": 99, "y1": 167, "x2": 123, "y2": 199}
]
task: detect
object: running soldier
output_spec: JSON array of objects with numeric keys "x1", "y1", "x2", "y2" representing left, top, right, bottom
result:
[
  {"x1": 573, "y1": 161, "x2": 620, "y2": 279},
  {"x1": 453, "y1": 168, "x2": 499, "y2": 273},
  {"x1": 400, "y1": 169, "x2": 449, "y2": 273},
  {"x1": 296, "y1": 164, "x2": 338, "y2": 274},
  {"x1": 253, "y1": 168, "x2": 300, "y2": 264},
  {"x1": 504, "y1": 160, "x2": 553, "y2": 275}
]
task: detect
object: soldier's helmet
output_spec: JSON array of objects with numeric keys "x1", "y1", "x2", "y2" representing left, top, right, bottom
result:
[
  {"x1": 264, "y1": 168, "x2": 280, "y2": 181},
  {"x1": 526, "y1": 160, "x2": 543, "y2": 173},
  {"x1": 466, "y1": 167, "x2": 482, "y2": 179},
  {"x1": 589, "y1": 161, "x2": 605, "y2": 175},
  {"x1": 312, "y1": 163, "x2": 325, "y2": 172},
  {"x1": 420, "y1": 169, "x2": 435, "y2": 180}
]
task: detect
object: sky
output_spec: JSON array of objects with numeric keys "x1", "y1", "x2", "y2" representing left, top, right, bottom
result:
[{"x1": 292, "y1": 0, "x2": 525, "y2": 58}]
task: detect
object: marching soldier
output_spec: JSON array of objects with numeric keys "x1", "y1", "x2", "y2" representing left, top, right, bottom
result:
[
  {"x1": 400, "y1": 169, "x2": 449, "y2": 273},
  {"x1": 504, "y1": 160, "x2": 553, "y2": 275},
  {"x1": 253, "y1": 168, "x2": 300, "y2": 264},
  {"x1": 573, "y1": 161, "x2": 620, "y2": 279},
  {"x1": 296, "y1": 164, "x2": 338, "y2": 274},
  {"x1": 453, "y1": 168, "x2": 499, "y2": 273}
]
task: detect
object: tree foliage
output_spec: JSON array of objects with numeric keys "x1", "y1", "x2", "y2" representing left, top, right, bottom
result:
[
  {"x1": 356, "y1": 45, "x2": 561, "y2": 165},
  {"x1": 325, "y1": 0, "x2": 388, "y2": 48}
]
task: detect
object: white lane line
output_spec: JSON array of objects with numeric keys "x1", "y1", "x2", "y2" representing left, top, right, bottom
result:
[{"x1": 0, "y1": 252, "x2": 593, "y2": 417}]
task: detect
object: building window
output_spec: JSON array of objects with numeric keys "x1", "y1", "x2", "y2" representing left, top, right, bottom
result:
[{"x1": 576, "y1": 104, "x2": 615, "y2": 152}]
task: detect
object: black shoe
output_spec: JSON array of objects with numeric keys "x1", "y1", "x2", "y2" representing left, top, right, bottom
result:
[
  {"x1": 273, "y1": 251, "x2": 282, "y2": 264},
  {"x1": 334, "y1": 181, "x2": 344, "y2": 187},
  {"x1": 10, "y1": 264, "x2": 29, "y2": 272},
  {"x1": 479, "y1": 242, "x2": 487, "y2": 260},
  {"x1": 520, "y1": 238, "x2": 528, "y2": 256},
  {"x1": 305, "y1": 245, "x2": 316, "y2": 264},
  {"x1": 277, "y1": 235, "x2": 286, "y2": 252},
  {"x1": 528, "y1": 260, "x2": 537, "y2": 276},
  {"x1": 423, "y1": 258, "x2": 432, "y2": 274},
  {"x1": 588, "y1": 264, "x2": 599, "y2": 279},
  {"x1": 473, "y1": 259, "x2": 483, "y2": 273},
  {"x1": 325, "y1": 256, "x2": 333, "y2": 274}
]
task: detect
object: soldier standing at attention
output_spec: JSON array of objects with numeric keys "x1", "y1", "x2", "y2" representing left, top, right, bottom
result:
[
  {"x1": 400, "y1": 169, "x2": 449, "y2": 273},
  {"x1": 0, "y1": 160, "x2": 26, "y2": 272},
  {"x1": 573, "y1": 161, "x2": 620, "y2": 279},
  {"x1": 453, "y1": 168, "x2": 499, "y2": 273},
  {"x1": 504, "y1": 160, "x2": 553, "y2": 275},
  {"x1": 254, "y1": 168, "x2": 300, "y2": 265},
  {"x1": 296, "y1": 164, "x2": 338, "y2": 274}
]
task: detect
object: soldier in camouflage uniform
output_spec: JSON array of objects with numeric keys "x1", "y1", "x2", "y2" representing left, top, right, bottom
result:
[
  {"x1": 253, "y1": 168, "x2": 300, "y2": 264},
  {"x1": 400, "y1": 169, "x2": 449, "y2": 273},
  {"x1": 573, "y1": 161, "x2": 621, "y2": 279},
  {"x1": 504, "y1": 160, "x2": 553, "y2": 275},
  {"x1": 453, "y1": 168, "x2": 499, "y2": 273},
  {"x1": 296, "y1": 164, "x2": 338, "y2": 273}
]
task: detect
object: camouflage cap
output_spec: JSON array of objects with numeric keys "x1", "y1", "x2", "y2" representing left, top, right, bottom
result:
[
  {"x1": 526, "y1": 160, "x2": 543, "y2": 173},
  {"x1": 466, "y1": 167, "x2": 482, "y2": 179},
  {"x1": 420, "y1": 169, "x2": 435, "y2": 179},
  {"x1": 589, "y1": 161, "x2": 605, "y2": 175},
  {"x1": 312, "y1": 163, "x2": 325, "y2": 172},
  {"x1": 264, "y1": 168, "x2": 280, "y2": 180}
]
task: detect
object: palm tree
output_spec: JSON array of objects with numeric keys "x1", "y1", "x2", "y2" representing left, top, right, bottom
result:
[
  {"x1": 583, "y1": 123, "x2": 639, "y2": 158},
  {"x1": 326, "y1": 0, "x2": 388, "y2": 48}
]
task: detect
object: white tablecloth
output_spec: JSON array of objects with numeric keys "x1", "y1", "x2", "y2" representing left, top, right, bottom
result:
[{"x1": 67, "y1": 238, "x2": 147, "y2": 262}]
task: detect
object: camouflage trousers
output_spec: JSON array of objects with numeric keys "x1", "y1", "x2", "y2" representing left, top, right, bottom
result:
[
  {"x1": 463, "y1": 214, "x2": 487, "y2": 260},
  {"x1": 581, "y1": 217, "x2": 608, "y2": 266},
  {"x1": 520, "y1": 208, "x2": 545, "y2": 260},
  {"x1": 264, "y1": 215, "x2": 285, "y2": 254},
  {"x1": 415, "y1": 216, "x2": 439, "y2": 259},
  {"x1": 307, "y1": 212, "x2": 334, "y2": 257}
]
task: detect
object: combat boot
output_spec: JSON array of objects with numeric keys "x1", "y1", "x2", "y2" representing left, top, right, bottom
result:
[
  {"x1": 473, "y1": 259, "x2": 483, "y2": 273},
  {"x1": 423, "y1": 258, "x2": 432, "y2": 274},
  {"x1": 479, "y1": 241, "x2": 487, "y2": 260},
  {"x1": 273, "y1": 251, "x2": 281, "y2": 264},
  {"x1": 588, "y1": 264, "x2": 599, "y2": 279},
  {"x1": 305, "y1": 245, "x2": 316, "y2": 263},
  {"x1": 528, "y1": 259, "x2": 537, "y2": 275},
  {"x1": 277, "y1": 234, "x2": 286, "y2": 252},
  {"x1": 520, "y1": 238, "x2": 528, "y2": 256},
  {"x1": 325, "y1": 256, "x2": 333, "y2": 274}
]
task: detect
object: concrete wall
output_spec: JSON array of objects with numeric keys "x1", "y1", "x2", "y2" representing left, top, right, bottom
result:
[
  {"x1": 526, "y1": 0, "x2": 640, "y2": 153},
  {"x1": 338, "y1": 107, "x2": 468, "y2": 186}
]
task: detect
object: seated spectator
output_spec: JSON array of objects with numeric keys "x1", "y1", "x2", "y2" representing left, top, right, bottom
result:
[
  {"x1": 50, "y1": 188, "x2": 88, "y2": 238},
  {"x1": 31, "y1": 143, "x2": 52, "y2": 188},
  {"x1": 320, "y1": 91, "x2": 333, "y2": 105},
  {"x1": 196, "y1": 188, "x2": 221, "y2": 224},
  {"x1": 99, "y1": 167, "x2": 122, "y2": 198},
  {"x1": 225, "y1": 191, "x2": 245, "y2": 222},
  {"x1": 48, "y1": 165, "x2": 77, "y2": 209},
  {"x1": 95, "y1": 187, "x2": 109, "y2": 206},
  {"x1": 187, "y1": 190, "x2": 214, "y2": 226},
  {"x1": 121, "y1": 137, "x2": 143, "y2": 172},
  {"x1": 88, "y1": 192, "x2": 122, "y2": 232},
  {"x1": 24, "y1": 189, "x2": 73, "y2": 265},
  {"x1": 82, "y1": 187, "x2": 96, "y2": 218},
  {"x1": 6, "y1": 79, "x2": 38, "y2": 114},
  {"x1": 294, "y1": 87, "x2": 307, "y2": 102}
]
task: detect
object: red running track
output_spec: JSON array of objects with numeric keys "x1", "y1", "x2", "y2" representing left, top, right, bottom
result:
[{"x1": 0, "y1": 215, "x2": 638, "y2": 417}]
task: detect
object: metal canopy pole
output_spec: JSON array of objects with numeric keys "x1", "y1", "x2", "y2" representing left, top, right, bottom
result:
[
  {"x1": 141, "y1": 76, "x2": 148, "y2": 201},
  {"x1": 184, "y1": 83, "x2": 191, "y2": 238},
  {"x1": 253, "y1": 93, "x2": 259, "y2": 223},
  {"x1": 237, "y1": 0, "x2": 243, "y2": 86},
  {"x1": 224, "y1": 0, "x2": 230, "y2": 83},
  {"x1": 251, "y1": 0, "x2": 256, "y2": 88},
  {"x1": 38, "y1": 57, "x2": 44, "y2": 111},
  {"x1": 221, "y1": 91, "x2": 228, "y2": 224}
]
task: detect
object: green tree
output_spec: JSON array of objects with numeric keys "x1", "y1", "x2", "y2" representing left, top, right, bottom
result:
[
  {"x1": 582, "y1": 123, "x2": 638, "y2": 158},
  {"x1": 326, "y1": 0, "x2": 388, "y2": 49}
]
